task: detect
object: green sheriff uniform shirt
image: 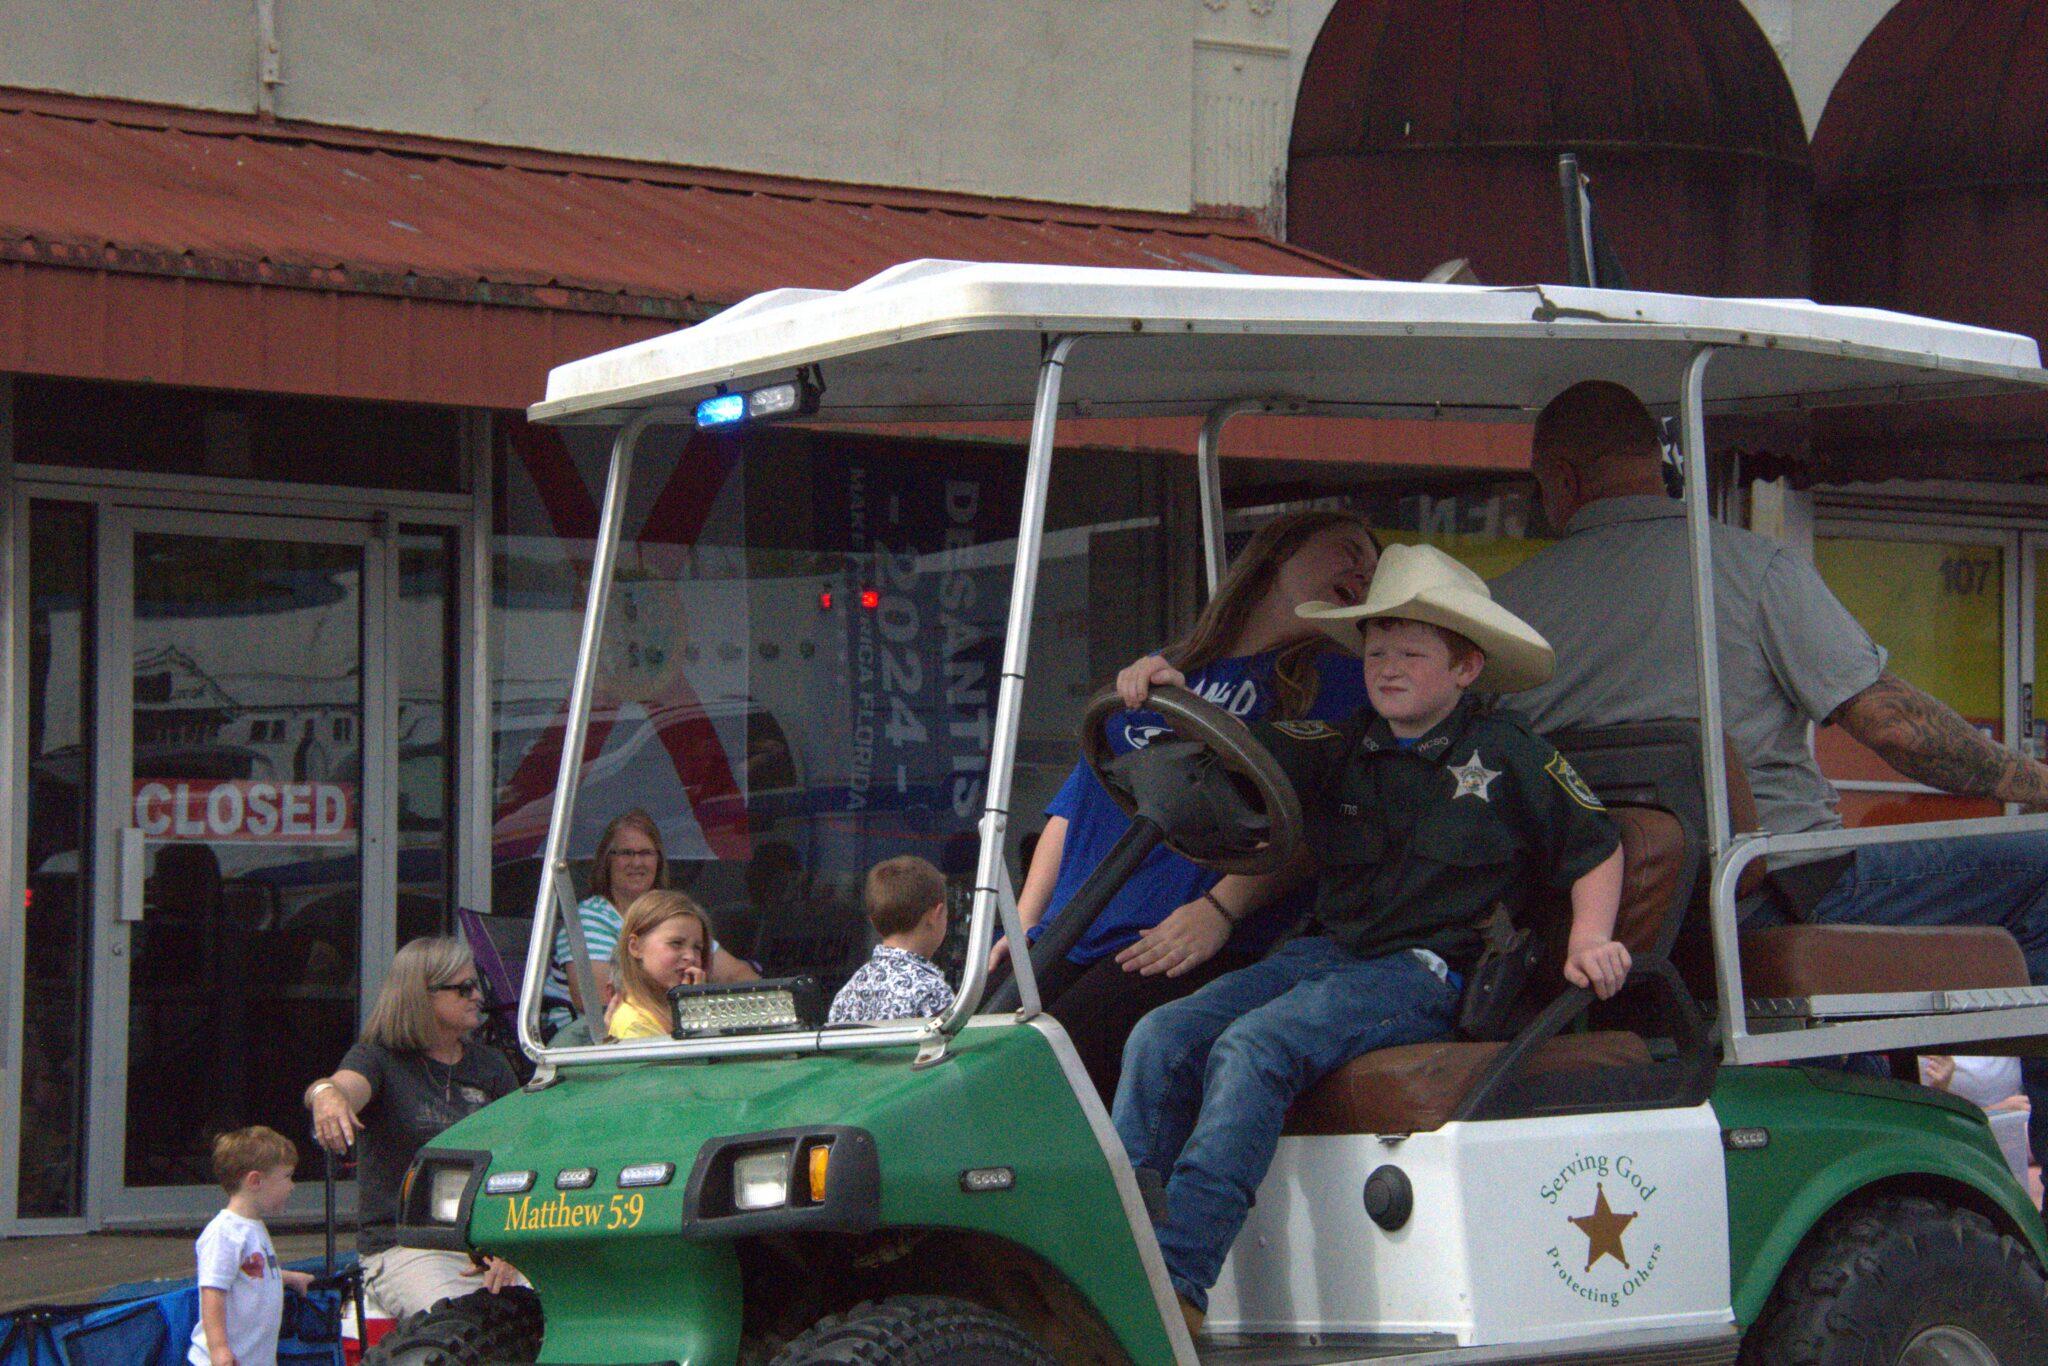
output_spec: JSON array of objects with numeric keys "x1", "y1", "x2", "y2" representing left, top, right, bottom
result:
[{"x1": 1254, "y1": 695, "x2": 1620, "y2": 974}]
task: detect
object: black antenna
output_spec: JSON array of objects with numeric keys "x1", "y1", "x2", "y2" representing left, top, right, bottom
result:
[{"x1": 1557, "y1": 153, "x2": 1631, "y2": 290}]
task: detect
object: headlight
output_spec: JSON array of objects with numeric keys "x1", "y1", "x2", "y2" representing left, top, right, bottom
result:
[
  {"x1": 429, "y1": 1166, "x2": 471, "y2": 1224},
  {"x1": 733, "y1": 1146, "x2": 793, "y2": 1211},
  {"x1": 397, "y1": 1148, "x2": 491, "y2": 1252},
  {"x1": 683, "y1": 1127, "x2": 879, "y2": 1239}
]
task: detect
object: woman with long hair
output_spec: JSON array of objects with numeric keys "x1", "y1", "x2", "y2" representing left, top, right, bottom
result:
[
  {"x1": 1007, "y1": 509, "x2": 1380, "y2": 1099},
  {"x1": 542, "y1": 808, "x2": 755, "y2": 1035},
  {"x1": 305, "y1": 937, "x2": 522, "y2": 1319}
]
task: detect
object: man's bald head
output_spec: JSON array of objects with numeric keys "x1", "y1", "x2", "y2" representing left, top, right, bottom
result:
[{"x1": 1528, "y1": 381, "x2": 1666, "y2": 528}]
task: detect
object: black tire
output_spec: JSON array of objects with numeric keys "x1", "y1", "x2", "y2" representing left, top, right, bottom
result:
[
  {"x1": 1741, "y1": 1193, "x2": 2048, "y2": 1365},
  {"x1": 769, "y1": 1294, "x2": 1054, "y2": 1366},
  {"x1": 363, "y1": 1286, "x2": 544, "y2": 1366}
]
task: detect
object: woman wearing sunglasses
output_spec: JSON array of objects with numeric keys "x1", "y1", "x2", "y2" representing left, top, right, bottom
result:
[{"x1": 305, "y1": 936, "x2": 523, "y2": 1320}]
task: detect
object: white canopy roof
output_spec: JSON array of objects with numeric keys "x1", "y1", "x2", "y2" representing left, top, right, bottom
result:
[{"x1": 530, "y1": 260, "x2": 2048, "y2": 427}]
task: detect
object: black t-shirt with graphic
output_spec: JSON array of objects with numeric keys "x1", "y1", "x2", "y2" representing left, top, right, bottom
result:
[{"x1": 340, "y1": 1038, "x2": 517, "y2": 1254}]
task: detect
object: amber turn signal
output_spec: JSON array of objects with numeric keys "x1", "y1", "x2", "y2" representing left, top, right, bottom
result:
[{"x1": 808, "y1": 1143, "x2": 831, "y2": 1203}]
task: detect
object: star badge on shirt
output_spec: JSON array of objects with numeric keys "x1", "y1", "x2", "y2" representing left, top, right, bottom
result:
[{"x1": 1448, "y1": 753, "x2": 1500, "y2": 802}]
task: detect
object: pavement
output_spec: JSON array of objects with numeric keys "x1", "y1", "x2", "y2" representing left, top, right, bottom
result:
[{"x1": 0, "y1": 1229, "x2": 336, "y2": 1312}]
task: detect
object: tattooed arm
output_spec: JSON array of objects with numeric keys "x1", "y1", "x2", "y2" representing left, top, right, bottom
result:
[{"x1": 1832, "y1": 672, "x2": 2048, "y2": 806}]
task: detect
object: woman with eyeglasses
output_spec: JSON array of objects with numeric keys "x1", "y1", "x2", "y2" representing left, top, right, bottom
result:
[
  {"x1": 541, "y1": 808, "x2": 756, "y2": 1037},
  {"x1": 305, "y1": 936, "x2": 523, "y2": 1320}
]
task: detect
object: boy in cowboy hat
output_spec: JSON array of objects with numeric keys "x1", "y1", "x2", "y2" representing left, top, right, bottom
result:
[{"x1": 1112, "y1": 542, "x2": 1629, "y2": 1331}]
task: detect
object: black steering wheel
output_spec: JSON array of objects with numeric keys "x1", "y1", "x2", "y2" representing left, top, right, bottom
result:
[
  {"x1": 985, "y1": 684, "x2": 1306, "y2": 1014},
  {"x1": 1079, "y1": 684, "x2": 1303, "y2": 876}
]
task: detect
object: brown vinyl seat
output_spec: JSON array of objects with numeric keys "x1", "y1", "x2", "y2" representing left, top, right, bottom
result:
[
  {"x1": 1284, "y1": 805, "x2": 1683, "y2": 1136},
  {"x1": 1285, "y1": 1031, "x2": 1653, "y2": 1137},
  {"x1": 1739, "y1": 923, "x2": 2028, "y2": 998}
]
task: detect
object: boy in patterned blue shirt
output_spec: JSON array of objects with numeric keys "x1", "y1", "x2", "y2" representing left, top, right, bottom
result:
[{"x1": 829, "y1": 855, "x2": 956, "y2": 1024}]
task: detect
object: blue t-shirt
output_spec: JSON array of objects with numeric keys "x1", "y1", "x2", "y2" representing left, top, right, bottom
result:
[{"x1": 1035, "y1": 648, "x2": 1369, "y2": 964}]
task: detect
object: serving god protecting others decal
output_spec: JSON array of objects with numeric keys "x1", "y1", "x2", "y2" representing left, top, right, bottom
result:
[{"x1": 1540, "y1": 1151, "x2": 1664, "y2": 1308}]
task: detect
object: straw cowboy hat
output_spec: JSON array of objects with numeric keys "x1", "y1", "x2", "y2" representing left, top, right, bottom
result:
[{"x1": 1296, "y1": 542, "x2": 1555, "y2": 693}]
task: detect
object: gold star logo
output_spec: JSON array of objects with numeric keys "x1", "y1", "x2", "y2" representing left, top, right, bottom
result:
[{"x1": 1567, "y1": 1183, "x2": 1636, "y2": 1271}]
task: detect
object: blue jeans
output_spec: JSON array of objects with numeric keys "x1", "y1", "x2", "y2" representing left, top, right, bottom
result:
[
  {"x1": 1111, "y1": 937, "x2": 1458, "y2": 1310},
  {"x1": 1807, "y1": 830, "x2": 2048, "y2": 1163}
]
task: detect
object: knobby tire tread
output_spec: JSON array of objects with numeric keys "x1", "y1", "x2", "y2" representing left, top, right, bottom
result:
[
  {"x1": 363, "y1": 1286, "x2": 544, "y2": 1366},
  {"x1": 1740, "y1": 1192, "x2": 2048, "y2": 1365},
  {"x1": 770, "y1": 1294, "x2": 1055, "y2": 1366}
]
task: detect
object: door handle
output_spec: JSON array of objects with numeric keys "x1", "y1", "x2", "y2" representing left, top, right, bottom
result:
[{"x1": 119, "y1": 827, "x2": 146, "y2": 922}]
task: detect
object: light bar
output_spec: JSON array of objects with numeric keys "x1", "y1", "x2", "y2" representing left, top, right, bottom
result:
[
  {"x1": 694, "y1": 375, "x2": 821, "y2": 430},
  {"x1": 671, "y1": 977, "x2": 823, "y2": 1037},
  {"x1": 555, "y1": 1167, "x2": 597, "y2": 1190},
  {"x1": 484, "y1": 1170, "x2": 536, "y2": 1196}
]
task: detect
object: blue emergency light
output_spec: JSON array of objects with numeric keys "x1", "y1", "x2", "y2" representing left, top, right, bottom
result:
[
  {"x1": 695, "y1": 392, "x2": 747, "y2": 427},
  {"x1": 695, "y1": 374, "x2": 821, "y2": 429}
]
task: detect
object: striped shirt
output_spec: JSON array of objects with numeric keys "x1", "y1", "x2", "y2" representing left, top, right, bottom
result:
[{"x1": 543, "y1": 895, "x2": 623, "y2": 1033}]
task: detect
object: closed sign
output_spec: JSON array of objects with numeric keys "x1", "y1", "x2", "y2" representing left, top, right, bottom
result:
[{"x1": 133, "y1": 780, "x2": 357, "y2": 844}]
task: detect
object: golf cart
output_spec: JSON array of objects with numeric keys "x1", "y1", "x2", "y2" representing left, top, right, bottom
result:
[{"x1": 381, "y1": 262, "x2": 2048, "y2": 1365}]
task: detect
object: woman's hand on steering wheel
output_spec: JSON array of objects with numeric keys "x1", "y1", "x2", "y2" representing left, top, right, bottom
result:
[
  {"x1": 1116, "y1": 655, "x2": 1185, "y2": 710},
  {"x1": 1114, "y1": 896, "x2": 1232, "y2": 978}
]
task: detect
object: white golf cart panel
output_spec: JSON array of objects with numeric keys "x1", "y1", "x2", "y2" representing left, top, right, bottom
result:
[
  {"x1": 1207, "y1": 1108, "x2": 1730, "y2": 1349},
  {"x1": 531, "y1": 260, "x2": 2046, "y2": 425}
]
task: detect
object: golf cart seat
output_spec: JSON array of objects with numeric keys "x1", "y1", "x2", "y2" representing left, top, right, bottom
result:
[
  {"x1": 1715, "y1": 740, "x2": 2034, "y2": 1000},
  {"x1": 1286, "y1": 802, "x2": 1681, "y2": 1137},
  {"x1": 1739, "y1": 924, "x2": 2028, "y2": 998}
]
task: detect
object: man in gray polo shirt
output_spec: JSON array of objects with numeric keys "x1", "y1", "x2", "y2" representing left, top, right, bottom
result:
[{"x1": 1493, "y1": 380, "x2": 2048, "y2": 1157}]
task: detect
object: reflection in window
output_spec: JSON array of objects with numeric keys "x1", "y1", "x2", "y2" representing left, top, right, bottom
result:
[
  {"x1": 486, "y1": 424, "x2": 1540, "y2": 1027},
  {"x1": 19, "y1": 502, "x2": 94, "y2": 1218},
  {"x1": 397, "y1": 529, "x2": 459, "y2": 945}
]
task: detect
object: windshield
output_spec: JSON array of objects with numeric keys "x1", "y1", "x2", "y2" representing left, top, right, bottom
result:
[{"x1": 492, "y1": 418, "x2": 1548, "y2": 1043}]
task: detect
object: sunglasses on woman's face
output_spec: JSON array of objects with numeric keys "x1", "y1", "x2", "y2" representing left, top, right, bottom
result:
[{"x1": 431, "y1": 978, "x2": 484, "y2": 999}]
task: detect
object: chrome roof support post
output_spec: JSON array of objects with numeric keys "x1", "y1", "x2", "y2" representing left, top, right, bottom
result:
[
  {"x1": 518, "y1": 408, "x2": 675, "y2": 1060},
  {"x1": 944, "y1": 335, "x2": 1079, "y2": 1034},
  {"x1": 1676, "y1": 347, "x2": 1750, "y2": 1054},
  {"x1": 1195, "y1": 401, "x2": 1245, "y2": 597}
]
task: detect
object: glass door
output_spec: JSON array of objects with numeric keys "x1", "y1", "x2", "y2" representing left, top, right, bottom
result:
[
  {"x1": 90, "y1": 508, "x2": 387, "y2": 1223},
  {"x1": 1813, "y1": 526, "x2": 2019, "y2": 826}
]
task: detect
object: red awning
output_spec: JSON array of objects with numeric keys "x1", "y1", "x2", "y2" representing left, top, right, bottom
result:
[{"x1": 0, "y1": 88, "x2": 1365, "y2": 414}]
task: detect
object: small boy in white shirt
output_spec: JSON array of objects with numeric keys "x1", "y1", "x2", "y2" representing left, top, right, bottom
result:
[
  {"x1": 189, "y1": 1126, "x2": 315, "y2": 1366},
  {"x1": 828, "y1": 855, "x2": 956, "y2": 1024}
]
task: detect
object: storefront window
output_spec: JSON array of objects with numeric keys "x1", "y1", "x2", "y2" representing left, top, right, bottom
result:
[
  {"x1": 1815, "y1": 534, "x2": 2007, "y2": 826},
  {"x1": 490, "y1": 422, "x2": 1193, "y2": 1001},
  {"x1": 13, "y1": 378, "x2": 464, "y2": 493},
  {"x1": 397, "y1": 529, "x2": 459, "y2": 944},
  {"x1": 19, "y1": 502, "x2": 94, "y2": 1219}
]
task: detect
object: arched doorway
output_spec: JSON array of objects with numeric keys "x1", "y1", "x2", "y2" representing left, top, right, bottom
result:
[{"x1": 1287, "y1": 0, "x2": 1812, "y2": 296}]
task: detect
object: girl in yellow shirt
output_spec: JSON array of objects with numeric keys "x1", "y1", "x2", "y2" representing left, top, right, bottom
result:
[{"x1": 604, "y1": 890, "x2": 714, "y2": 1041}]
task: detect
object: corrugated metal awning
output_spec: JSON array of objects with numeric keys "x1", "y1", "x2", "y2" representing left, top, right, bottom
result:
[{"x1": 0, "y1": 88, "x2": 1363, "y2": 412}]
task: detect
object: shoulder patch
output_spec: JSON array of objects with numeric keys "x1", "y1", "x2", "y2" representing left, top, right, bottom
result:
[
  {"x1": 1545, "y1": 753, "x2": 1605, "y2": 811},
  {"x1": 1270, "y1": 719, "x2": 1340, "y2": 740}
]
